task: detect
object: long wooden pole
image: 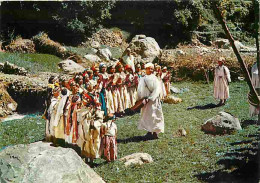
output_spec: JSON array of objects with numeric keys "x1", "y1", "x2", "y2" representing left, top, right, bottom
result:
[
  {"x1": 253, "y1": 0, "x2": 260, "y2": 124},
  {"x1": 213, "y1": 2, "x2": 260, "y2": 105}
]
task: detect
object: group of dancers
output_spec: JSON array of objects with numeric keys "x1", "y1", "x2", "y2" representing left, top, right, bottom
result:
[{"x1": 44, "y1": 60, "x2": 171, "y2": 163}]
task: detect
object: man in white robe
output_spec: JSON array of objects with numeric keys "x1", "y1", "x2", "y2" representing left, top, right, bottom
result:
[
  {"x1": 249, "y1": 62, "x2": 260, "y2": 116},
  {"x1": 213, "y1": 57, "x2": 231, "y2": 106},
  {"x1": 137, "y1": 63, "x2": 164, "y2": 139}
]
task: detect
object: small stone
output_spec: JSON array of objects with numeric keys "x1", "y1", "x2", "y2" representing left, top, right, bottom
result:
[
  {"x1": 120, "y1": 153, "x2": 153, "y2": 167},
  {"x1": 176, "y1": 50, "x2": 185, "y2": 55}
]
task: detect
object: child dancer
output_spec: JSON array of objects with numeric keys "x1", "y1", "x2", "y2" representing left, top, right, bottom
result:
[{"x1": 101, "y1": 114, "x2": 117, "y2": 162}]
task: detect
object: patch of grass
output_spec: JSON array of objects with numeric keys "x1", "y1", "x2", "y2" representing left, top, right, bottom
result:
[
  {"x1": 0, "y1": 116, "x2": 45, "y2": 150},
  {"x1": 94, "y1": 81, "x2": 259, "y2": 182},
  {"x1": 0, "y1": 52, "x2": 61, "y2": 73},
  {"x1": 0, "y1": 81, "x2": 258, "y2": 182},
  {"x1": 65, "y1": 46, "x2": 96, "y2": 57}
]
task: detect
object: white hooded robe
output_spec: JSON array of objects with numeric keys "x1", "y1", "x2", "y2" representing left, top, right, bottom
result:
[{"x1": 137, "y1": 74, "x2": 164, "y2": 134}]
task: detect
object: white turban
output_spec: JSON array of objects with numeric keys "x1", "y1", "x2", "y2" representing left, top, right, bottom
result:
[{"x1": 144, "y1": 63, "x2": 154, "y2": 69}]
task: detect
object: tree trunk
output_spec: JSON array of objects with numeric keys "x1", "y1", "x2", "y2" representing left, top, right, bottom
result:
[{"x1": 253, "y1": 0, "x2": 260, "y2": 124}]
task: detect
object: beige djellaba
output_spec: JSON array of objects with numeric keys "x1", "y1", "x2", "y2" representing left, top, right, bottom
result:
[{"x1": 213, "y1": 65, "x2": 231, "y2": 100}]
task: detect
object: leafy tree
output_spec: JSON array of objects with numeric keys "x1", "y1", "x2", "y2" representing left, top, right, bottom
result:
[{"x1": 1, "y1": 1, "x2": 115, "y2": 45}]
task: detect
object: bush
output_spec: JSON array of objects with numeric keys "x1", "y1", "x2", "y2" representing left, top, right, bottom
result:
[{"x1": 160, "y1": 47, "x2": 256, "y2": 81}]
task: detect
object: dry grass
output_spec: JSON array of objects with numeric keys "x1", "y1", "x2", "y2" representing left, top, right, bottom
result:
[{"x1": 160, "y1": 46, "x2": 256, "y2": 81}]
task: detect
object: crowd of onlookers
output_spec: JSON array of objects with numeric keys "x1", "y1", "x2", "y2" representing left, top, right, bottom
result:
[{"x1": 44, "y1": 60, "x2": 171, "y2": 163}]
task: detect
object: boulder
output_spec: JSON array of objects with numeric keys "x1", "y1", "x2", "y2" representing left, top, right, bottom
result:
[
  {"x1": 84, "y1": 54, "x2": 101, "y2": 63},
  {"x1": 127, "y1": 35, "x2": 161, "y2": 63},
  {"x1": 90, "y1": 41, "x2": 100, "y2": 49},
  {"x1": 0, "y1": 141, "x2": 105, "y2": 183},
  {"x1": 176, "y1": 50, "x2": 185, "y2": 55},
  {"x1": 0, "y1": 83, "x2": 17, "y2": 117},
  {"x1": 201, "y1": 111, "x2": 242, "y2": 135},
  {"x1": 58, "y1": 59, "x2": 85, "y2": 74},
  {"x1": 214, "y1": 39, "x2": 248, "y2": 51},
  {"x1": 214, "y1": 39, "x2": 229, "y2": 49},
  {"x1": 170, "y1": 86, "x2": 181, "y2": 94},
  {"x1": 86, "y1": 28, "x2": 128, "y2": 48},
  {"x1": 119, "y1": 153, "x2": 153, "y2": 167},
  {"x1": 96, "y1": 48, "x2": 112, "y2": 61}
]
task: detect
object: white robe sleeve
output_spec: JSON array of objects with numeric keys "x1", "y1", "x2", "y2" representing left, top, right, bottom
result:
[
  {"x1": 224, "y1": 66, "x2": 231, "y2": 82},
  {"x1": 251, "y1": 63, "x2": 260, "y2": 88},
  {"x1": 137, "y1": 77, "x2": 146, "y2": 101}
]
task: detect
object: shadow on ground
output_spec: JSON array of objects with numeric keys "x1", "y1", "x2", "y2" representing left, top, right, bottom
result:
[
  {"x1": 117, "y1": 136, "x2": 146, "y2": 144},
  {"x1": 195, "y1": 126, "x2": 259, "y2": 183},
  {"x1": 187, "y1": 103, "x2": 219, "y2": 110}
]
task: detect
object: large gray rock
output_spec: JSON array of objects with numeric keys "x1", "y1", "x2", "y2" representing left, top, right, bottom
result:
[
  {"x1": 96, "y1": 48, "x2": 112, "y2": 61},
  {"x1": 214, "y1": 39, "x2": 230, "y2": 49},
  {"x1": 90, "y1": 41, "x2": 100, "y2": 49},
  {"x1": 119, "y1": 153, "x2": 153, "y2": 167},
  {"x1": 58, "y1": 59, "x2": 85, "y2": 75},
  {"x1": 84, "y1": 54, "x2": 101, "y2": 63},
  {"x1": 0, "y1": 141, "x2": 105, "y2": 183},
  {"x1": 127, "y1": 35, "x2": 161, "y2": 63},
  {"x1": 201, "y1": 111, "x2": 242, "y2": 135}
]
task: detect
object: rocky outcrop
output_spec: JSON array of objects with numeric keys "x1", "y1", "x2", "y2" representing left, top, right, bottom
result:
[
  {"x1": 119, "y1": 153, "x2": 153, "y2": 167},
  {"x1": 126, "y1": 35, "x2": 161, "y2": 63},
  {"x1": 0, "y1": 72, "x2": 60, "y2": 113},
  {"x1": 86, "y1": 28, "x2": 128, "y2": 48},
  {"x1": 84, "y1": 54, "x2": 101, "y2": 63},
  {"x1": 58, "y1": 59, "x2": 85, "y2": 75},
  {"x1": 214, "y1": 39, "x2": 256, "y2": 52},
  {"x1": 201, "y1": 111, "x2": 242, "y2": 135},
  {"x1": 0, "y1": 141, "x2": 105, "y2": 183},
  {"x1": 5, "y1": 38, "x2": 35, "y2": 53},
  {"x1": 96, "y1": 48, "x2": 112, "y2": 61},
  {"x1": 0, "y1": 61, "x2": 28, "y2": 76},
  {"x1": 0, "y1": 83, "x2": 17, "y2": 117}
]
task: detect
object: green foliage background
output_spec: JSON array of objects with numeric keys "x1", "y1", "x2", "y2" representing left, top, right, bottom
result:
[{"x1": 0, "y1": 0, "x2": 256, "y2": 47}]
